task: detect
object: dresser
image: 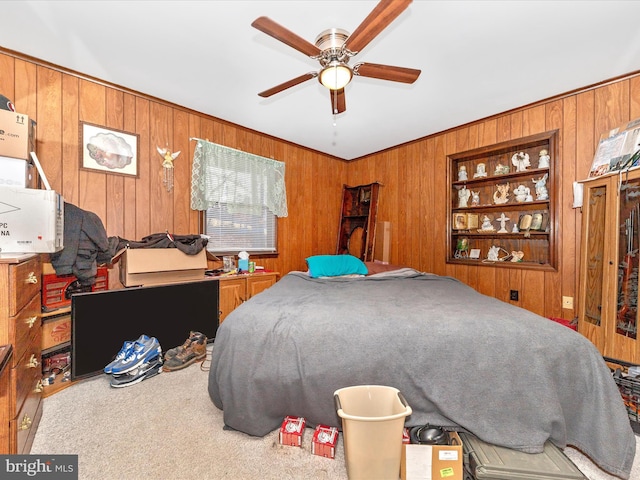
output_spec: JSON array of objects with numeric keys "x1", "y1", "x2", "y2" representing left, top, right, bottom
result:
[{"x1": 0, "y1": 254, "x2": 43, "y2": 454}]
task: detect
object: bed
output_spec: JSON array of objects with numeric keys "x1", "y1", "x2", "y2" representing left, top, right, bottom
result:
[{"x1": 208, "y1": 259, "x2": 636, "y2": 479}]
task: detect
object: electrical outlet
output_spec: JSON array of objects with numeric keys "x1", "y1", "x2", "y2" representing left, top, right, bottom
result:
[
  {"x1": 510, "y1": 290, "x2": 519, "y2": 301},
  {"x1": 562, "y1": 296, "x2": 574, "y2": 309}
]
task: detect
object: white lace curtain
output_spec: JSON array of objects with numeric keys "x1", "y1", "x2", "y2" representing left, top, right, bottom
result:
[{"x1": 190, "y1": 139, "x2": 288, "y2": 217}]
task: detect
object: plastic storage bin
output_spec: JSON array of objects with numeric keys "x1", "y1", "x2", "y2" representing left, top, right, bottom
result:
[{"x1": 334, "y1": 385, "x2": 412, "y2": 480}]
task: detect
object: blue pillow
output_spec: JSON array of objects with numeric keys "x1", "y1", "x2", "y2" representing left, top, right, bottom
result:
[{"x1": 306, "y1": 255, "x2": 368, "y2": 278}]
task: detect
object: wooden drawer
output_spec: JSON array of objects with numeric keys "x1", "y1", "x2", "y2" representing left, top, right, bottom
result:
[
  {"x1": 12, "y1": 330, "x2": 42, "y2": 416},
  {"x1": 11, "y1": 294, "x2": 41, "y2": 363},
  {"x1": 9, "y1": 256, "x2": 41, "y2": 316},
  {"x1": 11, "y1": 385, "x2": 42, "y2": 454}
]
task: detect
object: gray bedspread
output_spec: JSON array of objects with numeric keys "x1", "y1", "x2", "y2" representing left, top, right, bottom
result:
[{"x1": 208, "y1": 269, "x2": 636, "y2": 478}]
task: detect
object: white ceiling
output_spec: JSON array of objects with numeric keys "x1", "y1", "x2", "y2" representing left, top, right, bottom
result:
[{"x1": 2, "y1": 1, "x2": 640, "y2": 161}]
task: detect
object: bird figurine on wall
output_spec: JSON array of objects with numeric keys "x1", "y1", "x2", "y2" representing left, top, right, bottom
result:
[{"x1": 157, "y1": 146, "x2": 181, "y2": 192}]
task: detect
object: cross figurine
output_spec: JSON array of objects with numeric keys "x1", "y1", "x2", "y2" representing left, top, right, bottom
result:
[{"x1": 497, "y1": 213, "x2": 510, "y2": 233}]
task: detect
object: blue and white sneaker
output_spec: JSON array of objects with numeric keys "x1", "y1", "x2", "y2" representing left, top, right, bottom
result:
[
  {"x1": 110, "y1": 336, "x2": 161, "y2": 375},
  {"x1": 104, "y1": 335, "x2": 150, "y2": 374},
  {"x1": 110, "y1": 354, "x2": 163, "y2": 388}
]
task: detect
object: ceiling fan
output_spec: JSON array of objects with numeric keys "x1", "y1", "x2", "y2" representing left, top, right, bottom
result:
[{"x1": 251, "y1": 0, "x2": 421, "y2": 114}]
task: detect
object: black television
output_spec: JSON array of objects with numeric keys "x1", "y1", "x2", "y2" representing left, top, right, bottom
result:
[{"x1": 71, "y1": 279, "x2": 219, "y2": 380}]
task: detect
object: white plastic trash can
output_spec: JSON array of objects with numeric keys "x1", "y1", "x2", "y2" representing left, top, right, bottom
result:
[{"x1": 334, "y1": 385, "x2": 412, "y2": 480}]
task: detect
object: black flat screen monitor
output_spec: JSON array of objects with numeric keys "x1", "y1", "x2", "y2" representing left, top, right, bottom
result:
[{"x1": 71, "y1": 279, "x2": 219, "y2": 380}]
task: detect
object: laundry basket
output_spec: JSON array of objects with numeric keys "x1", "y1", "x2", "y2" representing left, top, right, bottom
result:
[{"x1": 334, "y1": 385, "x2": 412, "y2": 480}]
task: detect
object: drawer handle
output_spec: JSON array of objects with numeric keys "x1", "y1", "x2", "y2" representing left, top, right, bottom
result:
[
  {"x1": 19, "y1": 414, "x2": 32, "y2": 431},
  {"x1": 26, "y1": 272, "x2": 38, "y2": 285},
  {"x1": 25, "y1": 316, "x2": 38, "y2": 328},
  {"x1": 27, "y1": 354, "x2": 39, "y2": 369},
  {"x1": 34, "y1": 380, "x2": 43, "y2": 393}
]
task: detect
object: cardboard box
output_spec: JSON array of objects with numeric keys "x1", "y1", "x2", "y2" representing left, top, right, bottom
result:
[
  {"x1": 116, "y1": 247, "x2": 207, "y2": 287},
  {"x1": 0, "y1": 187, "x2": 64, "y2": 253},
  {"x1": 311, "y1": 425, "x2": 339, "y2": 459},
  {"x1": 0, "y1": 110, "x2": 36, "y2": 160},
  {"x1": 278, "y1": 416, "x2": 306, "y2": 447},
  {"x1": 0, "y1": 156, "x2": 38, "y2": 188},
  {"x1": 42, "y1": 315, "x2": 71, "y2": 351},
  {"x1": 401, "y1": 431, "x2": 464, "y2": 480}
]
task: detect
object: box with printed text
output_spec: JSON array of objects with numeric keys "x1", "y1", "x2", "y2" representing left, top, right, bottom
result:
[
  {"x1": 0, "y1": 109, "x2": 36, "y2": 160},
  {"x1": 311, "y1": 425, "x2": 339, "y2": 459},
  {"x1": 0, "y1": 187, "x2": 64, "y2": 253},
  {"x1": 278, "y1": 416, "x2": 306, "y2": 447}
]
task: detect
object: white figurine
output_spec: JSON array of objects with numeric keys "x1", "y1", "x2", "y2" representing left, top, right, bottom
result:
[
  {"x1": 497, "y1": 213, "x2": 510, "y2": 233},
  {"x1": 494, "y1": 163, "x2": 510, "y2": 175},
  {"x1": 532, "y1": 173, "x2": 549, "y2": 200},
  {"x1": 538, "y1": 149, "x2": 550, "y2": 169},
  {"x1": 511, "y1": 152, "x2": 530, "y2": 172},
  {"x1": 473, "y1": 163, "x2": 487, "y2": 178},
  {"x1": 513, "y1": 184, "x2": 530, "y2": 203},
  {"x1": 458, "y1": 186, "x2": 471, "y2": 208},
  {"x1": 471, "y1": 190, "x2": 480, "y2": 206},
  {"x1": 458, "y1": 165, "x2": 468, "y2": 181},
  {"x1": 493, "y1": 182, "x2": 510, "y2": 205},
  {"x1": 487, "y1": 245, "x2": 500, "y2": 261},
  {"x1": 479, "y1": 215, "x2": 495, "y2": 232},
  {"x1": 512, "y1": 223, "x2": 519, "y2": 233}
]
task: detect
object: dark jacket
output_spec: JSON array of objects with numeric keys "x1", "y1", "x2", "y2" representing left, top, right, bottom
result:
[
  {"x1": 114, "y1": 233, "x2": 207, "y2": 255},
  {"x1": 50, "y1": 203, "x2": 117, "y2": 286}
]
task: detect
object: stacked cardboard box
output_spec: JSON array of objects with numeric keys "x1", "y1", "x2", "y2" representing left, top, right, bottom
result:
[{"x1": 0, "y1": 109, "x2": 38, "y2": 188}]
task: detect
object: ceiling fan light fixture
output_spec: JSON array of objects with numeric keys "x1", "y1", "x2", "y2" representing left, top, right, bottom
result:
[{"x1": 319, "y1": 61, "x2": 352, "y2": 90}]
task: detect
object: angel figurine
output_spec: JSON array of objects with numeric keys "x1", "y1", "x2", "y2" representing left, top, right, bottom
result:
[
  {"x1": 157, "y1": 147, "x2": 181, "y2": 192},
  {"x1": 511, "y1": 152, "x2": 530, "y2": 172}
]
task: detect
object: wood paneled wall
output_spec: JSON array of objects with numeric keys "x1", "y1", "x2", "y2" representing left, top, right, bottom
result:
[
  {"x1": 347, "y1": 74, "x2": 640, "y2": 319},
  {"x1": 0, "y1": 50, "x2": 347, "y2": 279},
  {"x1": 2, "y1": 48, "x2": 639, "y2": 320}
]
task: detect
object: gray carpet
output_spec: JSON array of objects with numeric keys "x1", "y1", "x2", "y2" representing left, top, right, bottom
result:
[{"x1": 31, "y1": 351, "x2": 639, "y2": 480}]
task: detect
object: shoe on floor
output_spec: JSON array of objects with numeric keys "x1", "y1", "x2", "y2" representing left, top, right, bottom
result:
[
  {"x1": 110, "y1": 355, "x2": 163, "y2": 388},
  {"x1": 110, "y1": 336, "x2": 161, "y2": 375},
  {"x1": 162, "y1": 333, "x2": 207, "y2": 372},
  {"x1": 164, "y1": 331, "x2": 206, "y2": 360},
  {"x1": 104, "y1": 334, "x2": 150, "y2": 374}
]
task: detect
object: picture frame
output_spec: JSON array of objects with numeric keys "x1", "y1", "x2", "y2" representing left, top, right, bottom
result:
[{"x1": 80, "y1": 122, "x2": 139, "y2": 177}]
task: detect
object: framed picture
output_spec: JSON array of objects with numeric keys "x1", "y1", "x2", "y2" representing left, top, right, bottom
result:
[{"x1": 80, "y1": 122, "x2": 139, "y2": 177}]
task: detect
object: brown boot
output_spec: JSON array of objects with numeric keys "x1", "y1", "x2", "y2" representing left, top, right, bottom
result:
[
  {"x1": 164, "y1": 331, "x2": 205, "y2": 361},
  {"x1": 162, "y1": 333, "x2": 207, "y2": 371}
]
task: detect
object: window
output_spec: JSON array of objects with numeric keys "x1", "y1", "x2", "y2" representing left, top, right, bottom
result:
[
  {"x1": 191, "y1": 139, "x2": 287, "y2": 256},
  {"x1": 203, "y1": 203, "x2": 277, "y2": 255}
]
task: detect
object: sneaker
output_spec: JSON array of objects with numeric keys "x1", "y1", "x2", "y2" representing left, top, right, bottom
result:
[
  {"x1": 110, "y1": 355, "x2": 163, "y2": 388},
  {"x1": 164, "y1": 331, "x2": 206, "y2": 360},
  {"x1": 162, "y1": 334, "x2": 207, "y2": 372},
  {"x1": 104, "y1": 334, "x2": 150, "y2": 374},
  {"x1": 110, "y1": 336, "x2": 162, "y2": 375}
]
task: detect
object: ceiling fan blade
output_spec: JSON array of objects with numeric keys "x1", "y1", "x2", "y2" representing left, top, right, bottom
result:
[
  {"x1": 258, "y1": 72, "x2": 317, "y2": 98},
  {"x1": 329, "y1": 89, "x2": 346, "y2": 114},
  {"x1": 344, "y1": 0, "x2": 412, "y2": 54},
  {"x1": 354, "y1": 62, "x2": 421, "y2": 84},
  {"x1": 252, "y1": 16, "x2": 321, "y2": 57}
]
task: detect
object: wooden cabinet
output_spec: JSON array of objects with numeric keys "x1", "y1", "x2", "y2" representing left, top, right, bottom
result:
[
  {"x1": 447, "y1": 131, "x2": 557, "y2": 270},
  {"x1": 578, "y1": 169, "x2": 640, "y2": 364},
  {"x1": 0, "y1": 255, "x2": 43, "y2": 454},
  {"x1": 218, "y1": 272, "x2": 278, "y2": 323},
  {"x1": 336, "y1": 183, "x2": 380, "y2": 261}
]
